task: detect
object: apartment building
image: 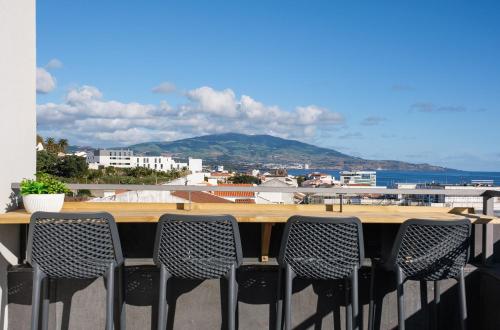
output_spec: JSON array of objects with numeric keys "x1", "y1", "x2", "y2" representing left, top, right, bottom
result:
[
  {"x1": 340, "y1": 171, "x2": 377, "y2": 186},
  {"x1": 89, "y1": 149, "x2": 202, "y2": 173}
]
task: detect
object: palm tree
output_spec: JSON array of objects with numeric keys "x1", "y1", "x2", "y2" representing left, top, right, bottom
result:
[
  {"x1": 45, "y1": 137, "x2": 56, "y2": 153},
  {"x1": 58, "y1": 138, "x2": 69, "y2": 153}
]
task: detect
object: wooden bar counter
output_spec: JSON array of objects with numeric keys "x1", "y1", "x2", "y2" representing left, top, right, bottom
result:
[{"x1": 1, "y1": 202, "x2": 498, "y2": 261}]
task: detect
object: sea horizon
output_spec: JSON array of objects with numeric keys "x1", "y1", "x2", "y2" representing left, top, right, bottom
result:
[{"x1": 287, "y1": 169, "x2": 500, "y2": 187}]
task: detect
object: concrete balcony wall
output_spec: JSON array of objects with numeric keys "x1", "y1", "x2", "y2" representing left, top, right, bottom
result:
[{"x1": 6, "y1": 264, "x2": 483, "y2": 329}]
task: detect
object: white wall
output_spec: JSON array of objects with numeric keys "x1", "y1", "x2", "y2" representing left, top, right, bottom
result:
[
  {"x1": 0, "y1": 0, "x2": 36, "y2": 211},
  {"x1": 189, "y1": 158, "x2": 203, "y2": 173},
  {"x1": 0, "y1": 1, "x2": 36, "y2": 328}
]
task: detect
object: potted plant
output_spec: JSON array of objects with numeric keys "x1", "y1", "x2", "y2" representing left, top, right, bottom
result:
[{"x1": 20, "y1": 173, "x2": 70, "y2": 213}]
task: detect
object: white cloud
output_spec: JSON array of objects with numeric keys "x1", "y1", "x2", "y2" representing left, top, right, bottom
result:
[
  {"x1": 36, "y1": 68, "x2": 56, "y2": 94},
  {"x1": 152, "y1": 82, "x2": 176, "y2": 94},
  {"x1": 46, "y1": 58, "x2": 63, "y2": 69},
  {"x1": 37, "y1": 84, "x2": 345, "y2": 146},
  {"x1": 186, "y1": 86, "x2": 238, "y2": 116}
]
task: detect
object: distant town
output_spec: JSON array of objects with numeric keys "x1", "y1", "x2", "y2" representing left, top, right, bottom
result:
[{"x1": 35, "y1": 136, "x2": 499, "y2": 212}]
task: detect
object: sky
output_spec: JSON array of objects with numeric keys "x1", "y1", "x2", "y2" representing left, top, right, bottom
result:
[{"x1": 36, "y1": 1, "x2": 500, "y2": 171}]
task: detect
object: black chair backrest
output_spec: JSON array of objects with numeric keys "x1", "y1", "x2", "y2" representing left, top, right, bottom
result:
[
  {"x1": 27, "y1": 212, "x2": 123, "y2": 279},
  {"x1": 153, "y1": 214, "x2": 243, "y2": 280},
  {"x1": 278, "y1": 216, "x2": 364, "y2": 280},
  {"x1": 388, "y1": 219, "x2": 471, "y2": 281}
]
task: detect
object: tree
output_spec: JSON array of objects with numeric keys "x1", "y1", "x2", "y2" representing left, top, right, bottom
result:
[
  {"x1": 229, "y1": 174, "x2": 261, "y2": 184},
  {"x1": 45, "y1": 137, "x2": 57, "y2": 153},
  {"x1": 58, "y1": 138, "x2": 69, "y2": 153},
  {"x1": 105, "y1": 166, "x2": 117, "y2": 176},
  {"x1": 36, "y1": 134, "x2": 44, "y2": 145},
  {"x1": 36, "y1": 150, "x2": 59, "y2": 175},
  {"x1": 55, "y1": 155, "x2": 88, "y2": 178}
]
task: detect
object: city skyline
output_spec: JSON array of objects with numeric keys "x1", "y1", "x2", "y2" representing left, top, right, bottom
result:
[{"x1": 36, "y1": 1, "x2": 500, "y2": 171}]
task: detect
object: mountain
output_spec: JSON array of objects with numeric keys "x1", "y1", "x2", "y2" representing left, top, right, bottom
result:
[{"x1": 126, "y1": 133, "x2": 447, "y2": 171}]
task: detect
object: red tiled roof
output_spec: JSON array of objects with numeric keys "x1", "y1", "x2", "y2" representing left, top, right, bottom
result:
[
  {"x1": 210, "y1": 172, "x2": 232, "y2": 177},
  {"x1": 234, "y1": 198, "x2": 256, "y2": 204},
  {"x1": 213, "y1": 191, "x2": 255, "y2": 197},
  {"x1": 171, "y1": 191, "x2": 232, "y2": 203},
  {"x1": 213, "y1": 184, "x2": 255, "y2": 197}
]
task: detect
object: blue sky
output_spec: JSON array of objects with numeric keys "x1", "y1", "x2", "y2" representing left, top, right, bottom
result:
[{"x1": 36, "y1": 1, "x2": 500, "y2": 171}]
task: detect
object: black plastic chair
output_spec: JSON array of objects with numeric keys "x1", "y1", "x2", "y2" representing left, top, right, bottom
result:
[
  {"x1": 368, "y1": 219, "x2": 471, "y2": 330},
  {"x1": 27, "y1": 211, "x2": 124, "y2": 330},
  {"x1": 276, "y1": 216, "x2": 364, "y2": 330},
  {"x1": 153, "y1": 214, "x2": 243, "y2": 330}
]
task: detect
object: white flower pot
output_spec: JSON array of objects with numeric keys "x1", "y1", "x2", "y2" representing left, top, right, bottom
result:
[{"x1": 22, "y1": 194, "x2": 65, "y2": 213}]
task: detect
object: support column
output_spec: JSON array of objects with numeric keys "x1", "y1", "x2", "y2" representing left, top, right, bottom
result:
[
  {"x1": 0, "y1": 1, "x2": 37, "y2": 329},
  {"x1": 481, "y1": 191, "x2": 498, "y2": 264}
]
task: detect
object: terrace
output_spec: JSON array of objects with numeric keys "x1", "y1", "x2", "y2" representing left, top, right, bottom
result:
[
  {"x1": 1, "y1": 184, "x2": 500, "y2": 329},
  {"x1": 2, "y1": 2, "x2": 500, "y2": 330}
]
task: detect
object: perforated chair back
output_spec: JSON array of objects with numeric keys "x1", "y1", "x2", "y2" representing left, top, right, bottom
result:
[
  {"x1": 153, "y1": 214, "x2": 243, "y2": 279},
  {"x1": 27, "y1": 212, "x2": 123, "y2": 279},
  {"x1": 278, "y1": 216, "x2": 364, "y2": 280},
  {"x1": 387, "y1": 219, "x2": 471, "y2": 281}
]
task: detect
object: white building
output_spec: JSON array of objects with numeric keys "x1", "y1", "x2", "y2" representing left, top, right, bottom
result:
[
  {"x1": 91, "y1": 149, "x2": 134, "y2": 168},
  {"x1": 134, "y1": 155, "x2": 186, "y2": 171},
  {"x1": 340, "y1": 171, "x2": 377, "y2": 186},
  {"x1": 89, "y1": 149, "x2": 201, "y2": 173},
  {"x1": 256, "y1": 177, "x2": 297, "y2": 204},
  {"x1": 189, "y1": 158, "x2": 203, "y2": 173}
]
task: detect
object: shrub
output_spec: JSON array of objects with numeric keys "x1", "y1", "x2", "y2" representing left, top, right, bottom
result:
[{"x1": 20, "y1": 173, "x2": 70, "y2": 195}]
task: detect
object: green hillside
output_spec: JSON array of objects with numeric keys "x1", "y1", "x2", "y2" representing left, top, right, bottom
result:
[{"x1": 126, "y1": 133, "x2": 447, "y2": 171}]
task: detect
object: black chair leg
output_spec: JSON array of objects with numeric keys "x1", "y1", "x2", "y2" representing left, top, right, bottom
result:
[
  {"x1": 41, "y1": 277, "x2": 50, "y2": 330},
  {"x1": 105, "y1": 263, "x2": 116, "y2": 330},
  {"x1": 158, "y1": 265, "x2": 170, "y2": 330},
  {"x1": 433, "y1": 280, "x2": 440, "y2": 330},
  {"x1": 419, "y1": 280, "x2": 428, "y2": 330},
  {"x1": 227, "y1": 264, "x2": 237, "y2": 330},
  {"x1": 351, "y1": 266, "x2": 359, "y2": 330},
  {"x1": 345, "y1": 277, "x2": 352, "y2": 330},
  {"x1": 368, "y1": 263, "x2": 376, "y2": 330},
  {"x1": 458, "y1": 268, "x2": 467, "y2": 330},
  {"x1": 118, "y1": 264, "x2": 126, "y2": 330},
  {"x1": 275, "y1": 268, "x2": 283, "y2": 330},
  {"x1": 284, "y1": 264, "x2": 295, "y2": 330},
  {"x1": 396, "y1": 267, "x2": 405, "y2": 330},
  {"x1": 31, "y1": 264, "x2": 46, "y2": 330}
]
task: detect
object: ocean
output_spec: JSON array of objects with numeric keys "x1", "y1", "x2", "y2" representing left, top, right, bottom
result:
[{"x1": 287, "y1": 169, "x2": 500, "y2": 187}]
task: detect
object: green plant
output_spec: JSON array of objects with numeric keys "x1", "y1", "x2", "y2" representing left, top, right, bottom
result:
[
  {"x1": 76, "y1": 189, "x2": 92, "y2": 197},
  {"x1": 20, "y1": 173, "x2": 70, "y2": 195}
]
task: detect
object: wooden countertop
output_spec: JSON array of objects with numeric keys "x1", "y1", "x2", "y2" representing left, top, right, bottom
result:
[{"x1": 0, "y1": 202, "x2": 498, "y2": 224}]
